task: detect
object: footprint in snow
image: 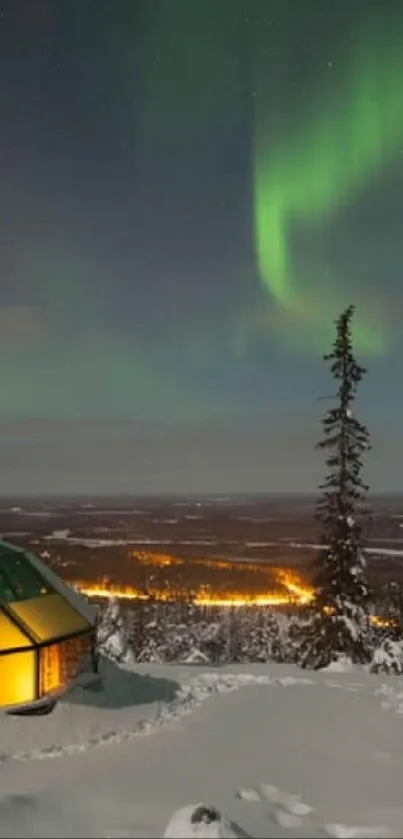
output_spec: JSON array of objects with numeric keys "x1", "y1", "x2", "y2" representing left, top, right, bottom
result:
[
  {"x1": 259, "y1": 783, "x2": 312, "y2": 815},
  {"x1": 236, "y1": 782, "x2": 313, "y2": 829},
  {"x1": 324, "y1": 825, "x2": 394, "y2": 838},
  {"x1": 236, "y1": 789, "x2": 261, "y2": 803}
]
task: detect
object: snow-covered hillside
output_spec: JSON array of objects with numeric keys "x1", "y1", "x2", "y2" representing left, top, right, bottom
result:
[{"x1": 1, "y1": 660, "x2": 403, "y2": 838}]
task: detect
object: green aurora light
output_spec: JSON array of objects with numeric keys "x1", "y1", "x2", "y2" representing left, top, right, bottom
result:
[{"x1": 253, "y1": 26, "x2": 403, "y2": 354}]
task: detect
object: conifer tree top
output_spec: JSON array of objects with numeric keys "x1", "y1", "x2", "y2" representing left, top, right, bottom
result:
[{"x1": 324, "y1": 305, "x2": 367, "y2": 394}]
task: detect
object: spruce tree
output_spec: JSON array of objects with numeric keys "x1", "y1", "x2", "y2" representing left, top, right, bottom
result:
[{"x1": 299, "y1": 305, "x2": 372, "y2": 669}]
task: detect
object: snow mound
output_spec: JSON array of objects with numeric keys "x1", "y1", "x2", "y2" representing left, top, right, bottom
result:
[
  {"x1": 163, "y1": 803, "x2": 250, "y2": 838},
  {"x1": 370, "y1": 639, "x2": 403, "y2": 675},
  {"x1": 322, "y1": 656, "x2": 355, "y2": 673}
]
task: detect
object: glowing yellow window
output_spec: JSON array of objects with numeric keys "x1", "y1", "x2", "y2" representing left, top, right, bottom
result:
[
  {"x1": 0, "y1": 611, "x2": 32, "y2": 651},
  {"x1": 0, "y1": 650, "x2": 36, "y2": 708}
]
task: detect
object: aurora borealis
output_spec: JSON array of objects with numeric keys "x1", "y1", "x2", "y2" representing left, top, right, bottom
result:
[
  {"x1": 0, "y1": 0, "x2": 402, "y2": 493},
  {"x1": 253, "y1": 19, "x2": 403, "y2": 355}
]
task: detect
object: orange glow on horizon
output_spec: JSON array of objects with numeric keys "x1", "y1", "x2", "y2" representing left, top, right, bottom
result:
[
  {"x1": 70, "y1": 569, "x2": 315, "y2": 608},
  {"x1": 69, "y1": 571, "x2": 393, "y2": 629}
]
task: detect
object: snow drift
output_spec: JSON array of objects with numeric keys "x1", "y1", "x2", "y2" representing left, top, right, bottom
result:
[{"x1": 163, "y1": 803, "x2": 250, "y2": 838}]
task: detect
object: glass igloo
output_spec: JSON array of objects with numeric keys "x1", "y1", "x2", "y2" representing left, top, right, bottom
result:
[{"x1": 0, "y1": 541, "x2": 97, "y2": 711}]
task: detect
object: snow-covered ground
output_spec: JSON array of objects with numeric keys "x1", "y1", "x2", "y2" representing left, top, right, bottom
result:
[{"x1": 1, "y1": 660, "x2": 403, "y2": 838}]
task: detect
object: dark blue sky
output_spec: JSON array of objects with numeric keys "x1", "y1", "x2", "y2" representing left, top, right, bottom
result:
[{"x1": 0, "y1": 0, "x2": 402, "y2": 494}]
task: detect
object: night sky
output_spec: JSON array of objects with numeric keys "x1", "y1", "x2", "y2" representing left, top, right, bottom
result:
[{"x1": 0, "y1": 0, "x2": 402, "y2": 495}]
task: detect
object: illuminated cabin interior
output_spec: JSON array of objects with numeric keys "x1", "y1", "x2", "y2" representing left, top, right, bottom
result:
[{"x1": 0, "y1": 541, "x2": 97, "y2": 711}]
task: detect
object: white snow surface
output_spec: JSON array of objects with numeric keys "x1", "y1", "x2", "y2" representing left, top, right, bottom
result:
[{"x1": 0, "y1": 661, "x2": 403, "y2": 838}]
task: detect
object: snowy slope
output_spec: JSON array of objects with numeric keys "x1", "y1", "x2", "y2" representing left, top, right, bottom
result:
[{"x1": 0, "y1": 660, "x2": 403, "y2": 838}]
